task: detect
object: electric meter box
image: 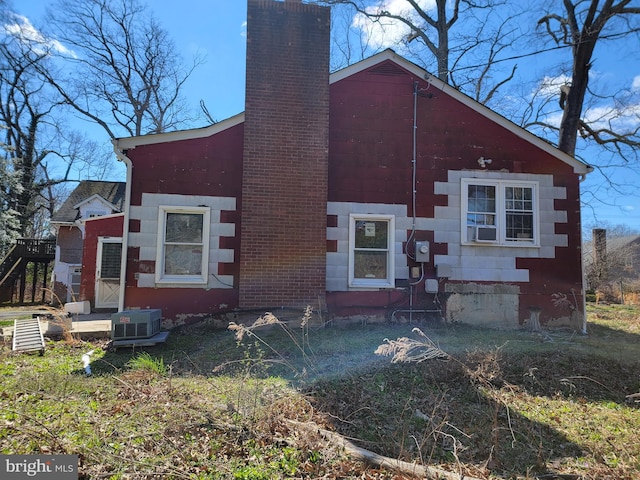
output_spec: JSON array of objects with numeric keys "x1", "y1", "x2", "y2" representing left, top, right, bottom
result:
[
  {"x1": 111, "y1": 309, "x2": 162, "y2": 340},
  {"x1": 415, "y1": 241, "x2": 430, "y2": 263}
]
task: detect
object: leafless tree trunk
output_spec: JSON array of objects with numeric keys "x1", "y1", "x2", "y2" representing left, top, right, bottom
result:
[
  {"x1": 538, "y1": 0, "x2": 640, "y2": 157},
  {"x1": 584, "y1": 227, "x2": 639, "y2": 299}
]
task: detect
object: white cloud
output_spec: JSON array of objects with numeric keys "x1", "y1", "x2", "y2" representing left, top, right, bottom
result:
[
  {"x1": 352, "y1": 0, "x2": 436, "y2": 49},
  {"x1": 632, "y1": 75, "x2": 640, "y2": 91},
  {"x1": 581, "y1": 101, "x2": 640, "y2": 133},
  {"x1": 532, "y1": 73, "x2": 640, "y2": 132},
  {"x1": 544, "y1": 111, "x2": 564, "y2": 128},
  {"x1": 3, "y1": 14, "x2": 75, "y2": 57},
  {"x1": 535, "y1": 74, "x2": 572, "y2": 98}
]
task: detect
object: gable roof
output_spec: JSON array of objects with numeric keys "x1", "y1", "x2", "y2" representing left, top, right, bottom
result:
[
  {"x1": 335, "y1": 51, "x2": 591, "y2": 175},
  {"x1": 114, "y1": 50, "x2": 591, "y2": 175},
  {"x1": 51, "y1": 180, "x2": 126, "y2": 224},
  {"x1": 583, "y1": 235, "x2": 640, "y2": 262},
  {"x1": 605, "y1": 235, "x2": 640, "y2": 252},
  {"x1": 73, "y1": 193, "x2": 121, "y2": 213}
]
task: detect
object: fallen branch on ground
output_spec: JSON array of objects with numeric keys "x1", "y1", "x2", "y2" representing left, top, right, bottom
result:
[{"x1": 287, "y1": 420, "x2": 483, "y2": 480}]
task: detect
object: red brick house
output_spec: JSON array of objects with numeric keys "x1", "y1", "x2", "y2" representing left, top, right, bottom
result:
[{"x1": 73, "y1": 0, "x2": 591, "y2": 329}]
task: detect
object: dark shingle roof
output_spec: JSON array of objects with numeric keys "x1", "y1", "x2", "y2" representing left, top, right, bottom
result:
[{"x1": 51, "y1": 181, "x2": 126, "y2": 224}]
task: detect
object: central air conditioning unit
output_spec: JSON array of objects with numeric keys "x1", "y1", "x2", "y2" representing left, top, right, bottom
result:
[
  {"x1": 473, "y1": 226, "x2": 497, "y2": 243},
  {"x1": 111, "y1": 309, "x2": 162, "y2": 340}
]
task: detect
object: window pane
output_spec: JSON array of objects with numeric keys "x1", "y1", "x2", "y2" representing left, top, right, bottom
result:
[
  {"x1": 355, "y1": 220, "x2": 388, "y2": 249},
  {"x1": 467, "y1": 213, "x2": 496, "y2": 226},
  {"x1": 505, "y1": 186, "x2": 533, "y2": 211},
  {"x1": 468, "y1": 185, "x2": 496, "y2": 214},
  {"x1": 505, "y1": 186, "x2": 534, "y2": 240},
  {"x1": 354, "y1": 251, "x2": 388, "y2": 279},
  {"x1": 101, "y1": 243, "x2": 122, "y2": 279},
  {"x1": 506, "y1": 213, "x2": 533, "y2": 240},
  {"x1": 164, "y1": 245, "x2": 203, "y2": 275},
  {"x1": 166, "y1": 213, "x2": 203, "y2": 243}
]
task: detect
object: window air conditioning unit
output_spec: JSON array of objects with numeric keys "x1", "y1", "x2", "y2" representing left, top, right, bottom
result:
[
  {"x1": 111, "y1": 309, "x2": 162, "y2": 340},
  {"x1": 473, "y1": 226, "x2": 497, "y2": 243}
]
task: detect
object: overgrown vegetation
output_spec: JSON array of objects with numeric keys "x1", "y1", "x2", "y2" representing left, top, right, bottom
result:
[{"x1": 0, "y1": 304, "x2": 638, "y2": 479}]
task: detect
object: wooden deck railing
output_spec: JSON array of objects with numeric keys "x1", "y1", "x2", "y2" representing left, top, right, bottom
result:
[{"x1": 13, "y1": 238, "x2": 56, "y2": 259}]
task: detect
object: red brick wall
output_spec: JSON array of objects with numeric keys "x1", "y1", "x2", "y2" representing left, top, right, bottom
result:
[{"x1": 239, "y1": 0, "x2": 331, "y2": 308}]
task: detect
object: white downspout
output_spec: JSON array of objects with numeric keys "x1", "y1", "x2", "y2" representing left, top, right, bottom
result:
[
  {"x1": 578, "y1": 169, "x2": 591, "y2": 334},
  {"x1": 112, "y1": 139, "x2": 133, "y2": 313}
]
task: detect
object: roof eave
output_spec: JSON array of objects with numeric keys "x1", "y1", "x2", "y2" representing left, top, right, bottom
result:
[
  {"x1": 113, "y1": 112, "x2": 245, "y2": 150},
  {"x1": 112, "y1": 50, "x2": 592, "y2": 176},
  {"x1": 73, "y1": 194, "x2": 121, "y2": 213}
]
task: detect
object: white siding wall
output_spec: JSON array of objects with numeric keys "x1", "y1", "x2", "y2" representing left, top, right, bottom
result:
[
  {"x1": 326, "y1": 202, "x2": 419, "y2": 291},
  {"x1": 326, "y1": 170, "x2": 568, "y2": 290},
  {"x1": 129, "y1": 193, "x2": 236, "y2": 289},
  {"x1": 433, "y1": 171, "x2": 566, "y2": 283}
]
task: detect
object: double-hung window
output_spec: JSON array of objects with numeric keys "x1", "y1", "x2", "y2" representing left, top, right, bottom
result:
[
  {"x1": 156, "y1": 206, "x2": 210, "y2": 284},
  {"x1": 349, "y1": 214, "x2": 395, "y2": 288},
  {"x1": 462, "y1": 179, "x2": 538, "y2": 246}
]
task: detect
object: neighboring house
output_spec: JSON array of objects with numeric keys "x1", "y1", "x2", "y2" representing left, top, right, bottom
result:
[
  {"x1": 584, "y1": 230, "x2": 640, "y2": 294},
  {"x1": 50, "y1": 181, "x2": 125, "y2": 305},
  {"x1": 70, "y1": 0, "x2": 591, "y2": 330},
  {"x1": 605, "y1": 236, "x2": 640, "y2": 281}
]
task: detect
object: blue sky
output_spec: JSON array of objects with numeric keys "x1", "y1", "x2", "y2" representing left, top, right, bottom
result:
[
  {"x1": 16, "y1": 1, "x2": 248, "y2": 122},
  {"x1": 11, "y1": 1, "x2": 640, "y2": 234}
]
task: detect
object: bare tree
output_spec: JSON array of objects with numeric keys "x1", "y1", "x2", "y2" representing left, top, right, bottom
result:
[
  {"x1": 1, "y1": 0, "x2": 201, "y2": 247},
  {"x1": 318, "y1": 0, "x2": 521, "y2": 105},
  {"x1": 328, "y1": 3, "x2": 373, "y2": 71},
  {"x1": 0, "y1": 16, "x2": 69, "y2": 238},
  {"x1": 0, "y1": 146, "x2": 21, "y2": 255},
  {"x1": 41, "y1": 0, "x2": 203, "y2": 138},
  {"x1": 537, "y1": 0, "x2": 640, "y2": 157},
  {"x1": 0, "y1": 9, "x2": 115, "y2": 242}
]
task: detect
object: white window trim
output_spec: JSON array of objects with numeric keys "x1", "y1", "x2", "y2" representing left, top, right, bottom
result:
[
  {"x1": 461, "y1": 178, "x2": 539, "y2": 246},
  {"x1": 348, "y1": 213, "x2": 395, "y2": 288},
  {"x1": 155, "y1": 206, "x2": 210, "y2": 284}
]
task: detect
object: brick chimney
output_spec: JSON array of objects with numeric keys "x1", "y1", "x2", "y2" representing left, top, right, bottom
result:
[{"x1": 239, "y1": 0, "x2": 331, "y2": 309}]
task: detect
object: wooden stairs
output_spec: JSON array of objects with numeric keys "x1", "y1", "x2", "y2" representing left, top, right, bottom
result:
[{"x1": 0, "y1": 239, "x2": 55, "y2": 304}]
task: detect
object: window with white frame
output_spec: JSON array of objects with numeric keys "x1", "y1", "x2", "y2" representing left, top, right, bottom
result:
[
  {"x1": 156, "y1": 206, "x2": 210, "y2": 283},
  {"x1": 462, "y1": 179, "x2": 538, "y2": 245},
  {"x1": 349, "y1": 214, "x2": 395, "y2": 288}
]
